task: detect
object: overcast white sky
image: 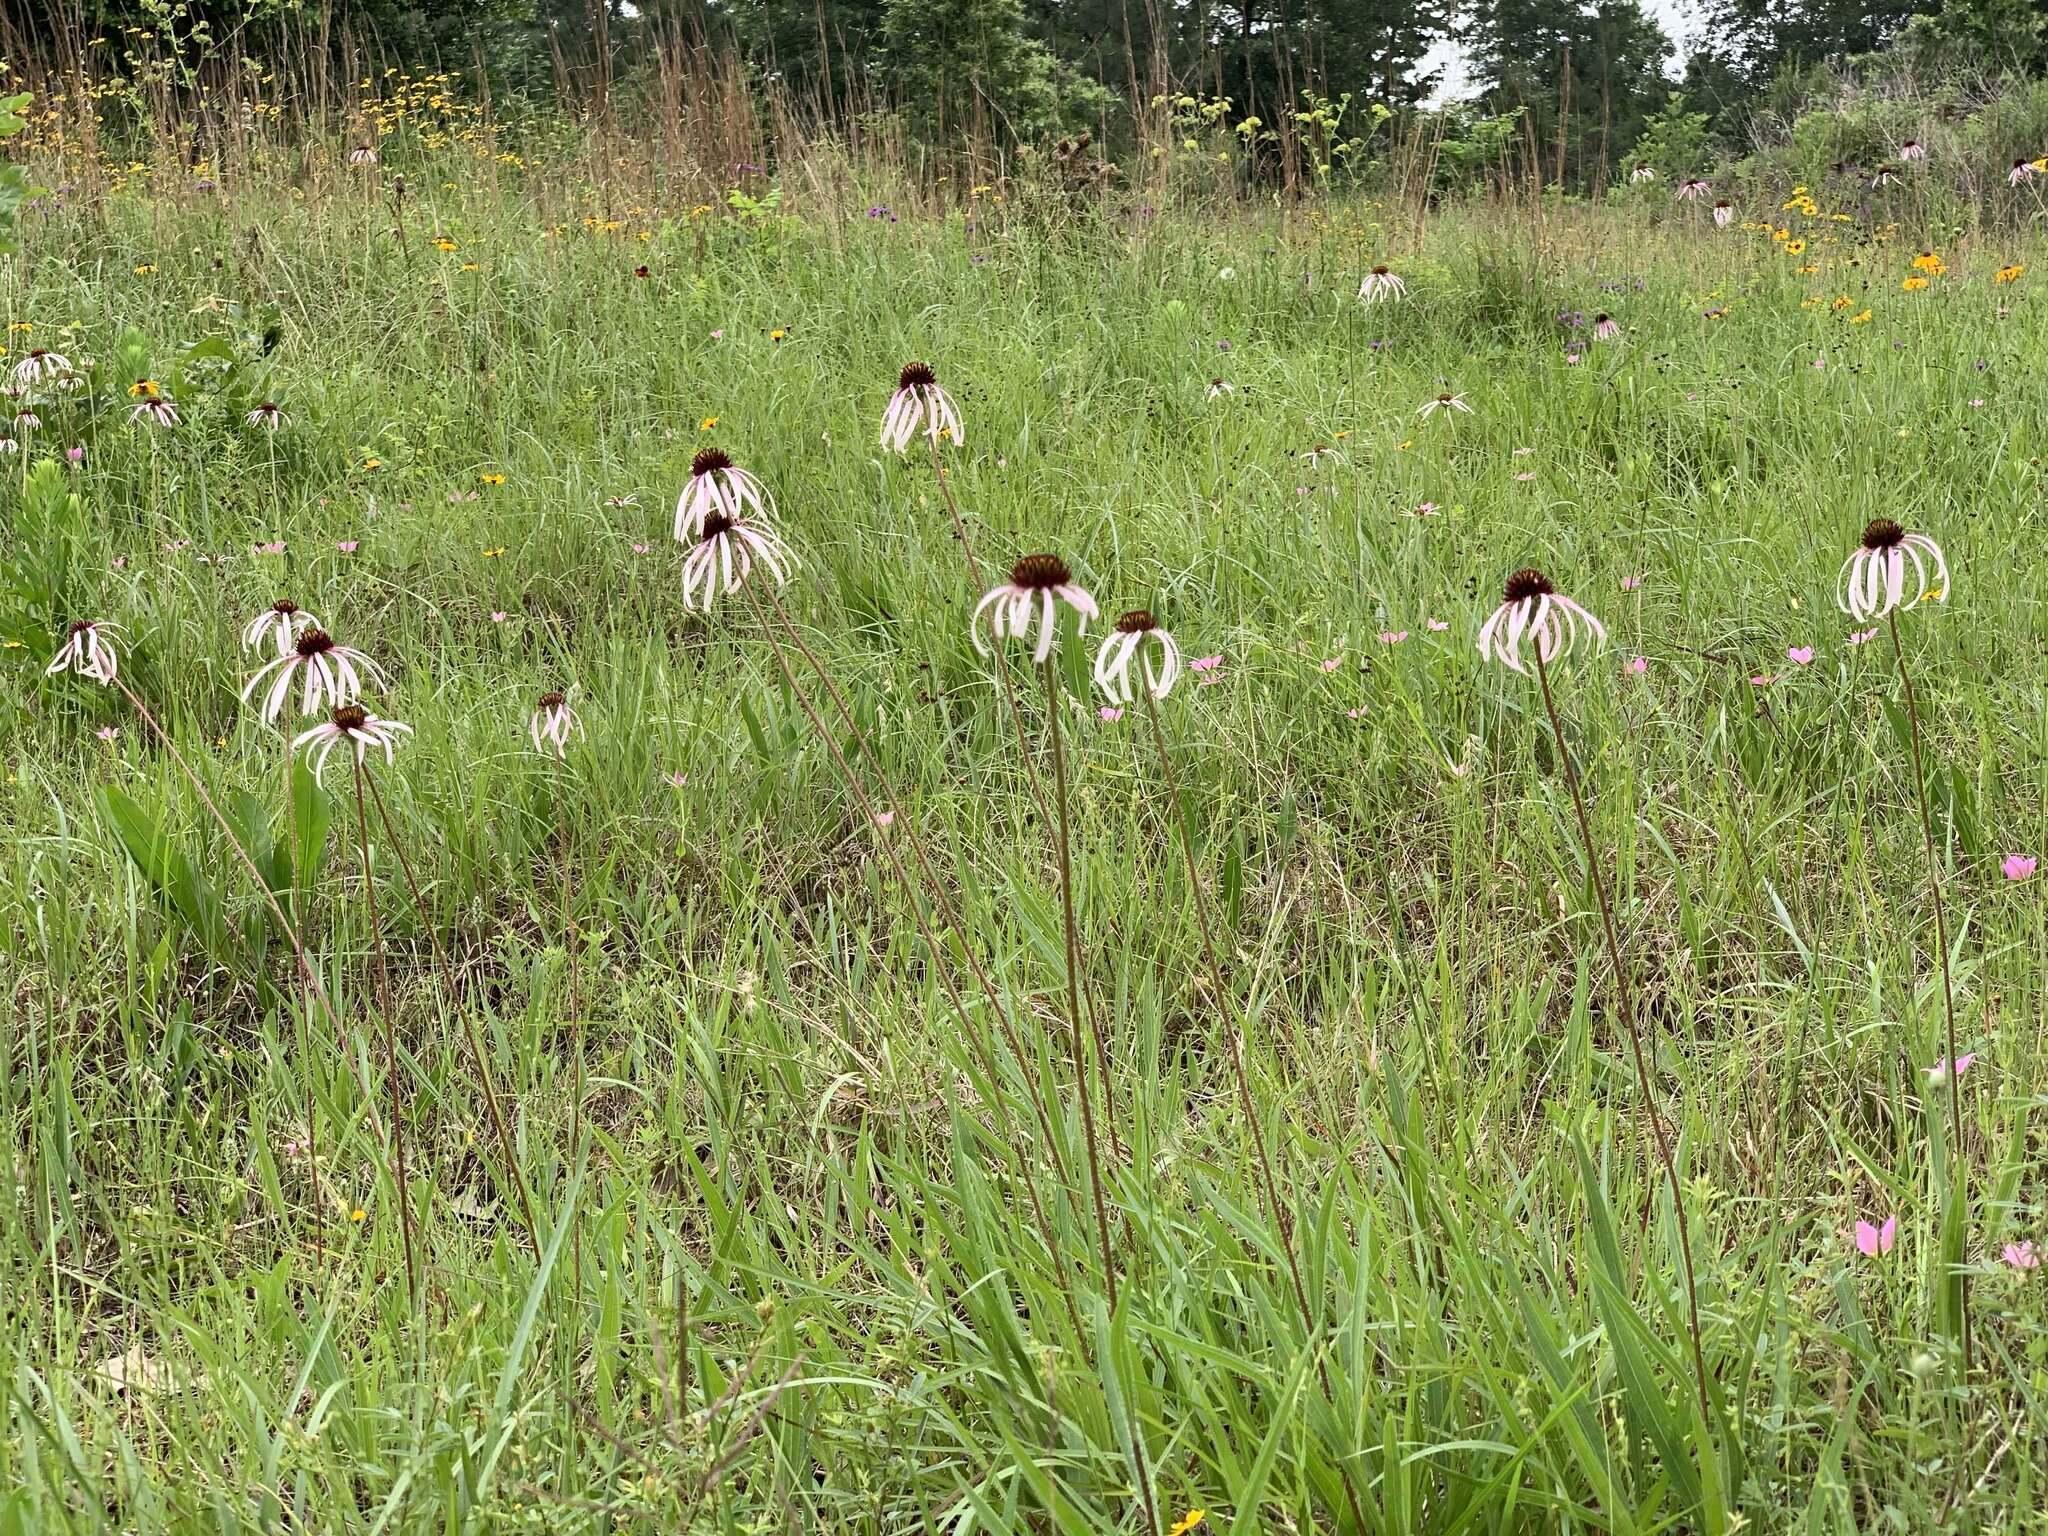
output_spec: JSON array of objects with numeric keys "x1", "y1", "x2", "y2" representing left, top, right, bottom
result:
[{"x1": 1420, "y1": 0, "x2": 1697, "y2": 103}]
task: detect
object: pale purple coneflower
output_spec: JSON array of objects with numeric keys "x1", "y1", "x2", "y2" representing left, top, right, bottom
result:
[
  {"x1": 240, "y1": 627, "x2": 387, "y2": 723},
  {"x1": 1093, "y1": 609, "x2": 1182, "y2": 704},
  {"x1": 15, "y1": 407, "x2": 39, "y2": 432},
  {"x1": 1631, "y1": 162, "x2": 1655, "y2": 182},
  {"x1": 1713, "y1": 201, "x2": 1735, "y2": 228},
  {"x1": 1357, "y1": 265, "x2": 1406, "y2": 303},
  {"x1": 293, "y1": 703, "x2": 411, "y2": 784},
  {"x1": 1899, "y1": 140, "x2": 1926, "y2": 162},
  {"x1": 130, "y1": 396, "x2": 181, "y2": 428},
  {"x1": 880, "y1": 361, "x2": 964, "y2": 453},
  {"x1": 1871, "y1": 164, "x2": 1899, "y2": 188},
  {"x1": 674, "y1": 445, "x2": 774, "y2": 542},
  {"x1": 529, "y1": 689, "x2": 581, "y2": 758},
  {"x1": 13, "y1": 348, "x2": 70, "y2": 386},
  {"x1": 245, "y1": 401, "x2": 289, "y2": 431},
  {"x1": 2012, "y1": 159, "x2": 2037, "y2": 186},
  {"x1": 45, "y1": 619, "x2": 125, "y2": 684},
  {"x1": 1206, "y1": 378, "x2": 1233, "y2": 399},
  {"x1": 1475, "y1": 568, "x2": 1607, "y2": 676},
  {"x1": 1593, "y1": 313, "x2": 1621, "y2": 341},
  {"x1": 1418, "y1": 391, "x2": 1471, "y2": 419},
  {"x1": 971, "y1": 553, "x2": 1098, "y2": 664},
  {"x1": 1836, "y1": 519, "x2": 1948, "y2": 622},
  {"x1": 1678, "y1": 177, "x2": 1710, "y2": 200},
  {"x1": 679, "y1": 507, "x2": 796, "y2": 612},
  {"x1": 242, "y1": 599, "x2": 319, "y2": 657},
  {"x1": 348, "y1": 144, "x2": 380, "y2": 167}
]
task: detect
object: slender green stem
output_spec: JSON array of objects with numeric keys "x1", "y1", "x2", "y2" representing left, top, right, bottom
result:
[
  {"x1": 1040, "y1": 659, "x2": 1119, "y2": 1308},
  {"x1": 742, "y1": 581, "x2": 1085, "y2": 1342},
  {"x1": 361, "y1": 766, "x2": 542, "y2": 1264},
  {"x1": 1888, "y1": 609, "x2": 1969, "y2": 1372},
  {"x1": 1533, "y1": 650, "x2": 1711, "y2": 1425},
  {"x1": 1140, "y1": 685, "x2": 1370, "y2": 1536},
  {"x1": 757, "y1": 580, "x2": 1069, "y2": 1182},
  {"x1": 352, "y1": 755, "x2": 421, "y2": 1306}
]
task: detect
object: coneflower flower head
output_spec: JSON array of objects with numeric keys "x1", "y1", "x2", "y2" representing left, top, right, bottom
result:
[
  {"x1": 242, "y1": 598, "x2": 320, "y2": 657},
  {"x1": 1837, "y1": 518, "x2": 1949, "y2": 621},
  {"x1": 972, "y1": 553, "x2": 1099, "y2": 663},
  {"x1": 1419, "y1": 391, "x2": 1472, "y2": 418},
  {"x1": 13, "y1": 348, "x2": 70, "y2": 386},
  {"x1": 2013, "y1": 159, "x2": 2037, "y2": 185},
  {"x1": 529, "y1": 688, "x2": 581, "y2": 758},
  {"x1": 880, "y1": 361, "x2": 965, "y2": 453},
  {"x1": 1713, "y1": 201, "x2": 1734, "y2": 227},
  {"x1": 675, "y1": 445, "x2": 774, "y2": 542},
  {"x1": 679, "y1": 506, "x2": 796, "y2": 612},
  {"x1": 246, "y1": 401, "x2": 288, "y2": 431},
  {"x1": 1678, "y1": 177, "x2": 1710, "y2": 200},
  {"x1": 1593, "y1": 313, "x2": 1621, "y2": 340},
  {"x1": 45, "y1": 619, "x2": 124, "y2": 685},
  {"x1": 130, "y1": 395, "x2": 180, "y2": 428},
  {"x1": 1357, "y1": 265, "x2": 1406, "y2": 303},
  {"x1": 293, "y1": 702, "x2": 412, "y2": 782},
  {"x1": 1476, "y1": 568, "x2": 1607, "y2": 675},
  {"x1": 241, "y1": 626, "x2": 387, "y2": 723},
  {"x1": 1094, "y1": 609, "x2": 1184, "y2": 703},
  {"x1": 1900, "y1": 139, "x2": 1926, "y2": 161},
  {"x1": 1871, "y1": 164, "x2": 1899, "y2": 187}
]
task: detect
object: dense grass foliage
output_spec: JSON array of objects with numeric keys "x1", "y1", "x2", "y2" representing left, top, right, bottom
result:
[{"x1": 6, "y1": 165, "x2": 2048, "y2": 1532}]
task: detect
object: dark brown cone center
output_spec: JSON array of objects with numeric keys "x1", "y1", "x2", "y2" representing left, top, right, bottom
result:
[
  {"x1": 1862, "y1": 518, "x2": 1905, "y2": 550},
  {"x1": 692, "y1": 446, "x2": 733, "y2": 477},
  {"x1": 898, "y1": 361, "x2": 936, "y2": 391},
  {"x1": 1010, "y1": 553, "x2": 1070, "y2": 590},
  {"x1": 1503, "y1": 568, "x2": 1555, "y2": 604}
]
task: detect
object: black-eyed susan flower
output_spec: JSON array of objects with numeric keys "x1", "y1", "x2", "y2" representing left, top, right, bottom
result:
[{"x1": 1996, "y1": 263, "x2": 2024, "y2": 283}]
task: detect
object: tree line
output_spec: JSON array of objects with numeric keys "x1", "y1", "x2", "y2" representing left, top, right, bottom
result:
[{"x1": 19, "y1": 0, "x2": 2048, "y2": 182}]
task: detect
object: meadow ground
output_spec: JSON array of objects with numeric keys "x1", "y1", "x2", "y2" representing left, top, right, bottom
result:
[{"x1": 5, "y1": 152, "x2": 2048, "y2": 1533}]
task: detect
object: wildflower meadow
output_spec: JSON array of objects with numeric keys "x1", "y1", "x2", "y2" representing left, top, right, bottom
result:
[{"x1": 9, "y1": 76, "x2": 2048, "y2": 1536}]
